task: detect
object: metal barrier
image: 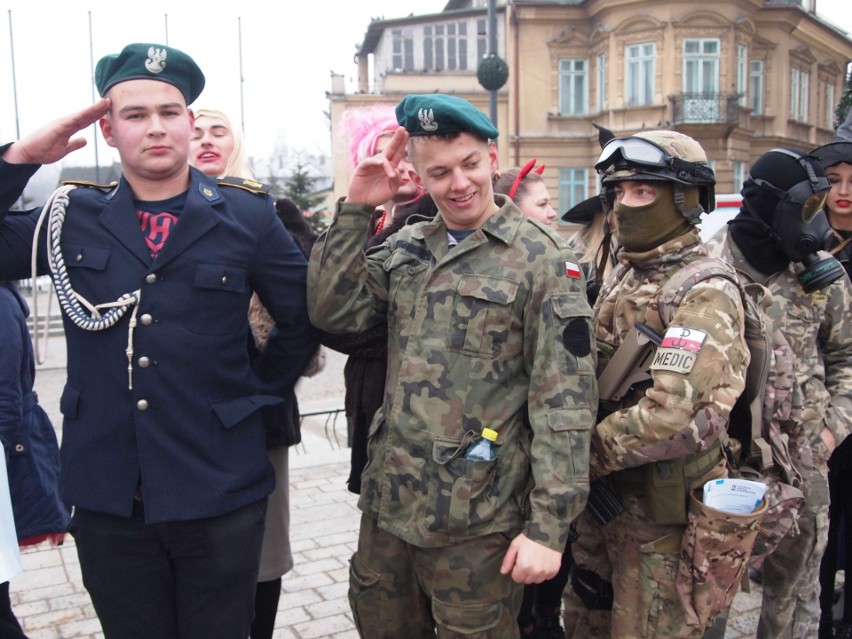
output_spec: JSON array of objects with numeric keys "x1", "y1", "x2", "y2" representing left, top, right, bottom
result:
[{"x1": 298, "y1": 407, "x2": 347, "y2": 452}]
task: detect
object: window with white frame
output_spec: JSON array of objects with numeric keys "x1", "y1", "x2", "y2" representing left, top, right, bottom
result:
[
  {"x1": 790, "y1": 66, "x2": 809, "y2": 122},
  {"x1": 737, "y1": 45, "x2": 748, "y2": 106},
  {"x1": 750, "y1": 59, "x2": 764, "y2": 115},
  {"x1": 683, "y1": 39, "x2": 720, "y2": 95},
  {"x1": 559, "y1": 59, "x2": 588, "y2": 115},
  {"x1": 626, "y1": 42, "x2": 655, "y2": 106},
  {"x1": 423, "y1": 22, "x2": 469, "y2": 71},
  {"x1": 733, "y1": 161, "x2": 746, "y2": 194},
  {"x1": 477, "y1": 19, "x2": 487, "y2": 61},
  {"x1": 597, "y1": 53, "x2": 607, "y2": 112},
  {"x1": 826, "y1": 81, "x2": 836, "y2": 128},
  {"x1": 392, "y1": 28, "x2": 415, "y2": 71},
  {"x1": 559, "y1": 168, "x2": 588, "y2": 213}
]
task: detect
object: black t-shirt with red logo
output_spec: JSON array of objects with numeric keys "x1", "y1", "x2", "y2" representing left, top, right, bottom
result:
[{"x1": 135, "y1": 191, "x2": 188, "y2": 259}]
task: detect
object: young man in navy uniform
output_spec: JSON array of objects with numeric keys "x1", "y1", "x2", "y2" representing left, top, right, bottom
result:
[{"x1": 0, "y1": 43, "x2": 317, "y2": 638}]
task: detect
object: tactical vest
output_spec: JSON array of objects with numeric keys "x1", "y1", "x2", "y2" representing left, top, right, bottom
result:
[{"x1": 597, "y1": 255, "x2": 805, "y2": 534}]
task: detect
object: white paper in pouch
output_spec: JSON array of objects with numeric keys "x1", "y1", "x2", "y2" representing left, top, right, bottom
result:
[{"x1": 703, "y1": 478, "x2": 767, "y2": 515}]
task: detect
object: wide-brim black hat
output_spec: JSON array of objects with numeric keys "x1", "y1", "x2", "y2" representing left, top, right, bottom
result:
[{"x1": 562, "y1": 195, "x2": 604, "y2": 224}]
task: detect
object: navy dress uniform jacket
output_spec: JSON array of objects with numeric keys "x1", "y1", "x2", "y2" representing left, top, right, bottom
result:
[{"x1": 0, "y1": 158, "x2": 318, "y2": 524}]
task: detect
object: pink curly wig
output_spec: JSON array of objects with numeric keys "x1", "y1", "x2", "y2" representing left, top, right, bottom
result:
[{"x1": 340, "y1": 104, "x2": 401, "y2": 171}]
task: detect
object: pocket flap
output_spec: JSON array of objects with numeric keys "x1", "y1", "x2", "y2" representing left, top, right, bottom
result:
[
  {"x1": 193, "y1": 262, "x2": 247, "y2": 293},
  {"x1": 458, "y1": 274, "x2": 518, "y2": 304},
  {"x1": 548, "y1": 407, "x2": 593, "y2": 432},
  {"x1": 64, "y1": 243, "x2": 110, "y2": 271},
  {"x1": 211, "y1": 395, "x2": 284, "y2": 429},
  {"x1": 551, "y1": 292, "x2": 592, "y2": 319}
]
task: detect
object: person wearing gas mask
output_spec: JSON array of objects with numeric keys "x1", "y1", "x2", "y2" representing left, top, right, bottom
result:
[
  {"x1": 702, "y1": 148, "x2": 852, "y2": 639},
  {"x1": 562, "y1": 130, "x2": 750, "y2": 639}
]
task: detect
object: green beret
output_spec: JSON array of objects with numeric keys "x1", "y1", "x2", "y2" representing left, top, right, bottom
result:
[
  {"x1": 95, "y1": 43, "x2": 205, "y2": 105},
  {"x1": 396, "y1": 94, "x2": 498, "y2": 140}
]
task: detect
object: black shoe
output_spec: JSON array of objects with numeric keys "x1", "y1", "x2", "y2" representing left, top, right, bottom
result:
[{"x1": 835, "y1": 621, "x2": 852, "y2": 639}]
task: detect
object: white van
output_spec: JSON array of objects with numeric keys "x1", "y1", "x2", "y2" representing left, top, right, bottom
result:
[{"x1": 699, "y1": 193, "x2": 743, "y2": 242}]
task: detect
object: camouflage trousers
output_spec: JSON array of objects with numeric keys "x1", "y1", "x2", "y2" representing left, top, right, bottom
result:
[
  {"x1": 563, "y1": 494, "x2": 708, "y2": 639},
  {"x1": 348, "y1": 513, "x2": 524, "y2": 638},
  {"x1": 756, "y1": 464, "x2": 829, "y2": 639}
]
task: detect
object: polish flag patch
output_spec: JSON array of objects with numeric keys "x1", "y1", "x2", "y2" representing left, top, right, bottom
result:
[
  {"x1": 651, "y1": 326, "x2": 708, "y2": 374},
  {"x1": 660, "y1": 326, "x2": 707, "y2": 352},
  {"x1": 565, "y1": 261, "x2": 581, "y2": 278}
]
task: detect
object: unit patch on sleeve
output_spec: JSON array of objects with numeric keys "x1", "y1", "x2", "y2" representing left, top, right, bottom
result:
[{"x1": 649, "y1": 326, "x2": 707, "y2": 374}]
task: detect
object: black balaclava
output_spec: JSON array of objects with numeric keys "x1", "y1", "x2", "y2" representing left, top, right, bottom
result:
[{"x1": 731, "y1": 150, "x2": 817, "y2": 274}]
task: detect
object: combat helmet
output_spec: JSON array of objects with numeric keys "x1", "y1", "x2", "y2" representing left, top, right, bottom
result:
[{"x1": 595, "y1": 130, "x2": 716, "y2": 224}]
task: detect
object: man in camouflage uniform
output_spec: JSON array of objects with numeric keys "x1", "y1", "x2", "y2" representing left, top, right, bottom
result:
[
  {"x1": 307, "y1": 93, "x2": 598, "y2": 638},
  {"x1": 702, "y1": 149, "x2": 852, "y2": 639},
  {"x1": 562, "y1": 131, "x2": 750, "y2": 639}
]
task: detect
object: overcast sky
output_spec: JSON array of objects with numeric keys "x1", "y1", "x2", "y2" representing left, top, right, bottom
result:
[{"x1": 0, "y1": 0, "x2": 850, "y2": 169}]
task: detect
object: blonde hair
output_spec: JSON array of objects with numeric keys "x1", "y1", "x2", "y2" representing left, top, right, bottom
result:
[
  {"x1": 193, "y1": 108, "x2": 254, "y2": 179},
  {"x1": 569, "y1": 207, "x2": 616, "y2": 279}
]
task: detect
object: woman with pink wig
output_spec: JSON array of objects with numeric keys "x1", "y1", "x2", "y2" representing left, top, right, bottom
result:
[{"x1": 340, "y1": 103, "x2": 425, "y2": 236}]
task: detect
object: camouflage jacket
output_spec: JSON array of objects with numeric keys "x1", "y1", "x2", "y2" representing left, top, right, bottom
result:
[
  {"x1": 707, "y1": 229, "x2": 852, "y2": 465},
  {"x1": 591, "y1": 229, "x2": 749, "y2": 476},
  {"x1": 307, "y1": 195, "x2": 598, "y2": 551}
]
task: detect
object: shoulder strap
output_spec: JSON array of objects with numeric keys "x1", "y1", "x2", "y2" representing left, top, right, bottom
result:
[
  {"x1": 216, "y1": 176, "x2": 272, "y2": 195},
  {"x1": 59, "y1": 179, "x2": 118, "y2": 190},
  {"x1": 655, "y1": 255, "x2": 739, "y2": 326}
]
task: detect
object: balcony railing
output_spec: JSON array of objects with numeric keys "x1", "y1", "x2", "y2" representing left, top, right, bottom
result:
[{"x1": 669, "y1": 93, "x2": 742, "y2": 125}]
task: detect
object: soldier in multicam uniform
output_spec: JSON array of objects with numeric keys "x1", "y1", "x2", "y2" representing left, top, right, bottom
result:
[
  {"x1": 701, "y1": 149, "x2": 852, "y2": 639},
  {"x1": 307, "y1": 93, "x2": 598, "y2": 638},
  {"x1": 562, "y1": 130, "x2": 751, "y2": 639}
]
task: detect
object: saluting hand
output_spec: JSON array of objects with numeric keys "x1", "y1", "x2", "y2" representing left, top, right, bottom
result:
[
  {"x1": 346, "y1": 126, "x2": 410, "y2": 207},
  {"x1": 2, "y1": 98, "x2": 111, "y2": 166}
]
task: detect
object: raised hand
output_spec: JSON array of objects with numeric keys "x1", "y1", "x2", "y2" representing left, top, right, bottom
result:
[
  {"x1": 346, "y1": 126, "x2": 410, "y2": 207},
  {"x1": 2, "y1": 98, "x2": 111, "y2": 166}
]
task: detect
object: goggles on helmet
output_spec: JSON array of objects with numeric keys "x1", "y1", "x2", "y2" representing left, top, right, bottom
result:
[
  {"x1": 747, "y1": 148, "x2": 830, "y2": 224},
  {"x1": 595, "y1": 137, "x2": 673, "y2": 173},
  {"x1": 595, "y1": 136, "x2": 715, "y2": 188}
]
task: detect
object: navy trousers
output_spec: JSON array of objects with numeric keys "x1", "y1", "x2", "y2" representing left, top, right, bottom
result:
[{"x1": 70, "y1": 498, "x2": 267, "y2": 639}]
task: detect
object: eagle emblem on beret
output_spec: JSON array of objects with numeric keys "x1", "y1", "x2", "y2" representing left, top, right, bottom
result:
[
  {"x1": 418, "y1": 108, "x2": 438, "y2": 132},
  {"x1": 145, "y1": 47, "x2": 167, "y2": 74}
]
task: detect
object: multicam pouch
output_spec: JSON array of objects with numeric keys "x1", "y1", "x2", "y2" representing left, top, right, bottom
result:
[
  {"x1": 675, "y1": 490, "x2": 767, "y2": 630},
  {"x1": 742, "y1": 470, "x2": 804, "y2": 569}
]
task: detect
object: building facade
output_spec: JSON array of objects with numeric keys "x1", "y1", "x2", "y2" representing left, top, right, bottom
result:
[{"x1": 327, "y1": 0, "x2": 852, "y2": 221}]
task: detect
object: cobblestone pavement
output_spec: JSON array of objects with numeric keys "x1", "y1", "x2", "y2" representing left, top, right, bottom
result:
[{"x1": 11, "y1": 342, "x2": 764, "y2": 638}]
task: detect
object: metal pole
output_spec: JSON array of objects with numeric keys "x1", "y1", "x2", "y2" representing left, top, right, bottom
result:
[
  {"x1": 238, "y1": 17, "x2": 246, "y2": 133},
  {"x1": 487, "y1": 0, "x2": 497, "y2": 127},
  {"x1": 8, "y1": 10, "x2": 24, "y2": 208},
  {"x1": 88, "y1": 11, "x2": 101, "y2": 183},
  {"x1": 164, "y1": 14, "x2": 169, "y2": 45},
  {"x1": 8, "y1": 11, "x2": 20, "y2": 140}
]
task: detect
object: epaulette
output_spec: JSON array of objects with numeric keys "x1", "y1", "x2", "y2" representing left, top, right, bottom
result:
[
  {"x1": 217, "y1": 176, "x2": 272, "y2": 195},
  {"x1": 59, "y1": 180, "x2": 118, "y2": 191}
]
